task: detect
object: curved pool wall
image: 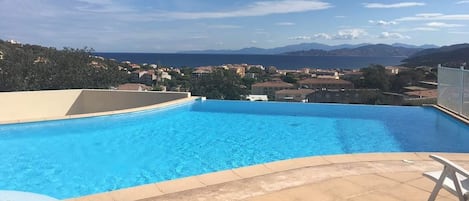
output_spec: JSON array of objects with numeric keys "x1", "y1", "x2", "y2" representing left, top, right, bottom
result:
[
  {"x1": 0, "y1": 100, "x2": 468, "y2": 198},
  {"x1": 0, "y1": 89, "x2": 192, "y2": 124}
]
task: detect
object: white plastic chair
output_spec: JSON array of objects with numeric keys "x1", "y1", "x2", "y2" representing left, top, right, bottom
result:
[{"x1": 423, "y1": 155, "x2": 469, "y2": 201}]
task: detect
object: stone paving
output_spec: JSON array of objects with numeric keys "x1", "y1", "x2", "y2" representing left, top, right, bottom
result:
[{"x1": 66, "y1": 153, "x2": 469, "y2": 201}]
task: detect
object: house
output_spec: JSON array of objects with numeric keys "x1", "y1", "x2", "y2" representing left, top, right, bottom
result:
[
  {"x1": 251, "y1": 81, "x2": 295, "y2": 100},
  {"x1": 246, "y1": 95, "x2": 268, "y2": 101},
  {"x1": 192, "y1": 67, "x2": 213, "y2": 79},
  {"x1": 130, "y1": 70, "x2": 156, "y2": 85},
  {"x1": 298, "y1": 78, "x2": 354, "y2": 90},
  {"x1": 116, "y1": 83, "x2": 152, "y2": 91},
  {"x1": 275, "y1": 89, "x2": 314, "y2": 102},
  {"x1": 385, "y1": 66, "x2": 411, "y2": 75},
  {"x1": 34, "y1": 57, "x2": 49, "y2": 64},
  {"x1": 404, "y1": 89, "x2": 438, "y2": 99},
  {"x1": 0, "y1": 51, "x2": 4, "y2": 60},
  {"x1": 307, "y1": 89, "x2": 380, "y2": 104},
  {"x1": 312, "y1": 69, "x2": 339, "y2": 79}
]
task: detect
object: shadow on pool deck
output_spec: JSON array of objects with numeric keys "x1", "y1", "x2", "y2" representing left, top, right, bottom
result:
[{"x1": 65, "y1": 152, "x2": 469, "y2": 201}]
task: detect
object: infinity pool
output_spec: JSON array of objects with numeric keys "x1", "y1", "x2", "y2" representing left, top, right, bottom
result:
[{"x1": 0, "y1": 100, "x2": 468, "y2": 198}]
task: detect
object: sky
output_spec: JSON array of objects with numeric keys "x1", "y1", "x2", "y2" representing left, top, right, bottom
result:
[{"x1": 1, "y1": 0, "x2": 469, "y2": 52}]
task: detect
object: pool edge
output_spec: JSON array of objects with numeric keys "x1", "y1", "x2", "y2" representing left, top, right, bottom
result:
[{"x1": 63, "y1": 152, "x2": 469, "y2": 201}]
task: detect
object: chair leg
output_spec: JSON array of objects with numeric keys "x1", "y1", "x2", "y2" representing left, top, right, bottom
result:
[{"x1": 428, "y1": 170, "x2": 448, "y2": 201}]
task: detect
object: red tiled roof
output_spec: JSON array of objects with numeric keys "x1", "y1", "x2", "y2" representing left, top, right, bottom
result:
[
  {"x1": 275, "y1": 89, "x2": 314, "y2": 95},
  {"x1": 298, "y1": 78, "x2": 352, "y2": 85},
  {"x1": 252, "y1": 81, "x2": 294, "y2": 88},
  {"x1": 404, "y1": 89, "x2": 438, "y2": 98},
  {"x1": 117, "y1": 83, "x2": 152, "y2": 91}
]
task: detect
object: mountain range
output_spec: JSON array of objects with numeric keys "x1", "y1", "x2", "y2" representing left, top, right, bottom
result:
[
  {"x1": 402, "y1": 43, "x2": 469, "y2": 67},
  {"x1": 180, "y1": 43, "x2": 438, "y2": 55},
  {"x1": 285, "y1": 44, "x2": 424, "y2": 57}
]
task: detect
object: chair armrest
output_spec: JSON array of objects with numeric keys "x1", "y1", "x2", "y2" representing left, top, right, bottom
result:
[{"x1": 430, "y1": 155, "x2": 469, "y2": 178}]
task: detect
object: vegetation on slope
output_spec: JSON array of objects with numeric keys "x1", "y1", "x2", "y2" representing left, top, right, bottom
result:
[
  {"x1": 402, "y1": 44, "x2": 469, "y2": 67},
  {"x1": 0, "y1": 39, "x2": 128, "y2": 92}
]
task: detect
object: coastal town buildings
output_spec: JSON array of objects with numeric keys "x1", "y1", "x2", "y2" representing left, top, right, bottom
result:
[
  {"x1": 298, "y1": 78, "x2": 354, "y2": 90},
  {"x1": 275, "y1": 89, "x2": 314, "y2": 102},
  {"x1": 307, "y1": 89, "x2": 380, "y2": 104},
  {"x1": 251, "y1": 81, "x2": 295, "y2": 100}
]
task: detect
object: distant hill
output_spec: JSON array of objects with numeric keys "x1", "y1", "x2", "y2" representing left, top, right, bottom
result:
[
  {"x1": 402, "y1": 43, "x2": 469, "y2": 67},
  {"x1": 179, "y1": 42, "x2": 434, "y2": 55},
  {"x1": 391, "y1": 43, "x2": 438, "y2": 49},
  {"x1": 284, "y1": 44, "x2": 422, "y2": 57}
]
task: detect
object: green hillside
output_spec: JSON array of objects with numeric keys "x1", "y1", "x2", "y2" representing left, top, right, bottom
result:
[{"x1": 0, "y1": 40, "x2": 128, "y2": 92}]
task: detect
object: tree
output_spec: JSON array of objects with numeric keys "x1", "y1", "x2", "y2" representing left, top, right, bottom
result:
[
  {"x1": 190, "y1": 69, "x2": 247, "y2": 100},
  {"x1": 361, "y1": 64, "x2": 390, "y2": 91},
  {"x1": 0, "y1": 40, "x2": 129, "y2": 92}
]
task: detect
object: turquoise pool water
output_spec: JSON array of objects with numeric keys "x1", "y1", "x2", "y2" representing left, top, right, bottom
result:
[{"x1": 0, "y1": 100, "x2": 468, "y2": 198}]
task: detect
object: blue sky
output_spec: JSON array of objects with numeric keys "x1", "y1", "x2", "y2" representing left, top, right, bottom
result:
[{"x1": 1, "y1": 0, "x2": 468, "y2": 52}]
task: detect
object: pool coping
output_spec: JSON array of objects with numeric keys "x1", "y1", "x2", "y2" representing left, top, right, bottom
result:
[
  {"x1": 0, "y1": 96, "x2": 199, "y2": 125},
  {"x1": 63, "y1": 152, "x2": 469, "y2": 201},
  {"x1": 430, "y1": 104, "x2": 469, "y2": 125}
]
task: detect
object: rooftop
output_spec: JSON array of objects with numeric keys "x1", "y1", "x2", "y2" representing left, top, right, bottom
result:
[
  {"x1": 275, "y1": 89, "x2": 314, "y2": 95},
  {"x1": 298, "y1": 78, "x2": 353, "y2": 85},
  {"x1": 65, "y1": 152, "x2": 469, "y2": 201},
  {"x1": 251, "y1": 81, "x2": 294, "y2": 88}
]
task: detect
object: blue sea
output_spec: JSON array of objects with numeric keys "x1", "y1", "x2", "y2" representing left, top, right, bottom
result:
[{"x1": 94, "y1": 52, "x2": 405, "y2": 69}]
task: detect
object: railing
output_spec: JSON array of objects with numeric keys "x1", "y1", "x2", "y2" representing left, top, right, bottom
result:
[{"x1": 438, "y1": 65, "x2": 469, "y2": 119}]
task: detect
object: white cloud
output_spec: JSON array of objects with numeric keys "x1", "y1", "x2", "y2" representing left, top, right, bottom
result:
[
  {"x1": 250, "y1": 40, "x2": 258, "y2": 44},
  {"x1": 163, "y1": 0, "x2": 332, "y2": 20},
  {"x1": 363, "y1": 2, "x2": 425, "y2": 8},
  {"x1": 288, "y1": 36, "x2": 312, "y2": 40},
  {"x1": 398, "y1": 13, "x2": 469, "y2": 21},
  {"x1": 379, "y1": 32, "x2": 410, "y2": 39},
  {"x1": 276, "y1": 22, "x2": 296, "y2": 26},
  {"x1": 335, "y1": 15, "x2": 346, "y2": 18},
  {"x1": 334, "y1": 29, "x2": 368, "y2": 40},
  {"x1": 456, "y1": 0, "x2": 469, "y2": 4},
  {"x1": 369, "y1": 20, "x2": 398, "y2": 26},
  {"x1": 426, "y1": 22, "x2": 465, "y2": 28},
  {"x1": 313, "y1": 33, "x2": 332, "y2": 40},
  {"x1": 413, "y1": 27, "x2": 439, "y2": 31}
]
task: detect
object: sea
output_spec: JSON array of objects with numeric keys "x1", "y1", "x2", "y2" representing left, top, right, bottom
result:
[{"x1": 93, "y1": 53, "x2": 405, "y2": 70}]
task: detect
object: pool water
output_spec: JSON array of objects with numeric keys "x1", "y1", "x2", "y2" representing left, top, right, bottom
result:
[{"x1": 0, "y1": 100, "x2": 468, "y2": 198}]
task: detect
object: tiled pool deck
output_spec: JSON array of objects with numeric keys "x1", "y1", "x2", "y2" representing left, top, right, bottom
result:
[{"x1": 64, "y1": 152, "x2": 469, "y2": 201}]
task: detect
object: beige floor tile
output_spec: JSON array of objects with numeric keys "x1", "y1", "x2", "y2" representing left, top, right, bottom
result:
[
  {"x1": 244, "y1": 194, "x2": 284, "y2": 201},
  {"x1": 352, "y1": 153, "x2": 389, "y2": 162},
  {"x1": 406, "y1": 177, "x2": 454, "y2": 198},
  {"x1": 196, "y1": 169, "x2": 242, "y2": 186},
  {"x1": 291, "y1": 156, "x2": 332, "y2": 167},
  {"x1": 263, "y1": 159, "x2": 306, "y2": 172},
  {"x1": 378, "y1": 171, "x2": 423, "y2": 183},
  {"x1": 109, "y1": 184, "x2": 163, "y2": 201},
  {"x1": 382, "y1": 153, "x2": 423, "y2": 161},
  {"x1": 73, "y1": 193, "x2": 115, "y2": 201},
  {"x1": 155, "y1": 176, "x2": 206, "y2": 194},
  {"x1": 309, "y1": 178, "x2": 367, "y2": 199},
  {"x1": 232, "y1": 164, "x2": 273, "y2": 178},
  {"x1": 347, "y1": 192, "x2": 402, "y2": 201},
  {"x1": 283, "y1": 185, "x2": 336, "y2": 201},
  {"x1": 344, "y1": 174, "x2": 400, "y2": 190},
  {"x1": 323, "y1": 154, "x2": 359, "y2": 164},
  {"x1": 381, "y1": 183, "x2": 431, "y2": 201}
]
